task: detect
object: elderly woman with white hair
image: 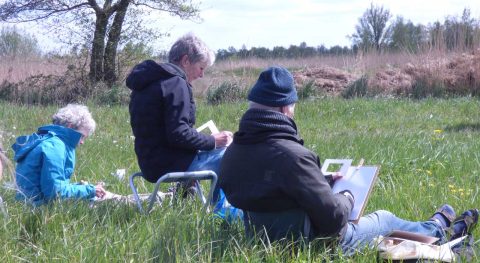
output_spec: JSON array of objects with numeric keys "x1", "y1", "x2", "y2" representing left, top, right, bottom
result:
[
  {"x1": 13, "y1": 104, "x2": 107, "y2": 206},
  {"x1": 126, "y1": 33, "x2": 233, "y2": 200}
]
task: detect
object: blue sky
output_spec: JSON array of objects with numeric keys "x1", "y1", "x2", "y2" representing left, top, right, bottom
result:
[
  {"x1": 14, "y1": 0, "x2": 480, "y2": 53},
  {"x1": 154, "y1": 0, "x2": 480, "y2": 51}
]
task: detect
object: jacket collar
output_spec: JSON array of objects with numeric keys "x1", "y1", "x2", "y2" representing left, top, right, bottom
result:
[
  {"x1": 37, "y1": 125, "x2": 82, "y2": 148},
  {"x1": 126, "y1": 60, "x2": 187, "y2": 91},
  {"x1": 234, "y1": 109, "x2": 303, "y2": 145}
]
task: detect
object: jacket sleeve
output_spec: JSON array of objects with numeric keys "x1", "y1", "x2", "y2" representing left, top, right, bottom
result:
[
  {"x1": 162, "y1": 76, "x2": 215, "y2": 150},
  {"x1": 281, "y1": 151, "x2": 353, "y2": 237},
  {"x1": 40, "y1": 141, "x2": 95, "y2": 201}
]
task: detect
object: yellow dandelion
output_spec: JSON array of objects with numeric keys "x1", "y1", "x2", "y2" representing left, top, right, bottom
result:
[
  {"x1": 434, "y1": 129, "x2": 443, "y2": 133},
  {"x1": 448, "y1": 184, "x2": 455, "y2": 188}
]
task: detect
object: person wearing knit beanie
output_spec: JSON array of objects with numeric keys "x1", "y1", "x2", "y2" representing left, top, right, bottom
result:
[
  {"x1": 219, "y1": 66, "x2": 478, "y2": 257},
  {"x1": 247, "y1": 66, "x2": 298, "y2": 107}
]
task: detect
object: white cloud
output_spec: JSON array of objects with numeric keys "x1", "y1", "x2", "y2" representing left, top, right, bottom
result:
[{"x1": 11, "y1": 0, "x2": 480, "y2": 53}]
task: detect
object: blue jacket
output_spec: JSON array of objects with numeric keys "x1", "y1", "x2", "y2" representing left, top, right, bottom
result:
[
  {"x1": 13, "y1": 125, "x2": 95, "y2": 206},
  {"x1": 126, "y1": 60, "x2": 215, "y2": 183}
]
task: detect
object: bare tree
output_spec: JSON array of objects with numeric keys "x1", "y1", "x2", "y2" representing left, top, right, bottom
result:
[
  {"x1": 0, "y1": 0, "x2": 200, "y2": 85},
  {"x1": 351, "y1": 3, "x2": 392, "y2": 52}
]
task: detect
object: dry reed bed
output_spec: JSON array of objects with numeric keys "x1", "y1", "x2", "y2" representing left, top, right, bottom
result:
[
  {"x1": 0, "y1": 57, "x2": 69, "y2": 83},
  {"x1": 0, "y1": 50, "x2": 479, "y2": 100}
]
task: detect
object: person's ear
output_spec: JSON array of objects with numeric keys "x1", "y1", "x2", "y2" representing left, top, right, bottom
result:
[
  {"x1": 180, "y1": 55, "x2": 190, "y2": 67},
  {"x1": 280, "y1": 105, "x2": 295, "y2": 118}
]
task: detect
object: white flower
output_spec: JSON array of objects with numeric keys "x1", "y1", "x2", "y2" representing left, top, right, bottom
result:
[{"x1": 111, "y1": 169, "x2": 126, "y2": 180}]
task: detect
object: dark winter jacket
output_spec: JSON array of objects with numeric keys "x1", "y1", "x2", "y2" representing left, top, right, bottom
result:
[
  {"x1": 219, "y1": 109, "x2": 353, "y2": 237},
  {"x1": 126, "y1": 60, "x2": 215, "y2": 182}
]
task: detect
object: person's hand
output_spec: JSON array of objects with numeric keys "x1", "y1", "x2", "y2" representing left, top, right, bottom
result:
[
  {"x1": 95, "y1": 182, "x2": 107, "y2": 199},
  {"x1": 331, "y1": 171, "x2": 343, "y2": 181},
  {"x1": 213, "y1": 131, "x2": 233, "y2": 148}
]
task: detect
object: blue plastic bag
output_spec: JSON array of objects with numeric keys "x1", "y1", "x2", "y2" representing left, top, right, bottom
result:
[{"x1": 213, "y1": 189, "x2": 243, "y2": 223}]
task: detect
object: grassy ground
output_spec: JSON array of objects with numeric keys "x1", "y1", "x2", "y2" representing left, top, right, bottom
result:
[{"x1": 0, "y1": 98, "x2": 479, "y2": 262}]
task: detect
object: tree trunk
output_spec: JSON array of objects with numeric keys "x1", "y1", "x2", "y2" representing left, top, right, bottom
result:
[
  {"x1": 89, "y1": 12, "x2": 109, "y2": 82},
  {"x1": 104, "y1": 0, "x2": 129, "y2": 86}
]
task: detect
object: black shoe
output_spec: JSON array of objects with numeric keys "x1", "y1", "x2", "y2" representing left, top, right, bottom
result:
[
  {"x1": 175, "y1": 180, "x2": 198, "y2": 199},
  {"x1": 429, "y1": 204, "x2": 456, "y2": 229},
  {"x1": 450, "y1": 209, "x2": 479, "y2": 240}
]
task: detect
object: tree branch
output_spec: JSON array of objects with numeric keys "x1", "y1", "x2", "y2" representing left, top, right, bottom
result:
[
  {"x1": 131, "y1": 0, "x2": 199, "y2": 19},
  {"x1": 0, "y1": 0, "x2": 91, "y2": 22}
]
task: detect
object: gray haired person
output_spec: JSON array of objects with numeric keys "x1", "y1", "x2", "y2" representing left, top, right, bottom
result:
[
  {"x1": 126, "y1": 33, "x2": 232, "y2": 203},
  {"x1": 13, "y1": 104, "x2": 107, "y2": 206}
]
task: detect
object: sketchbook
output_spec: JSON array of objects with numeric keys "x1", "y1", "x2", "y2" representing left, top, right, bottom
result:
[
  {"x1": 196, "y1": 120, "x2": 219, "y2": 134},
  {"x1": 321, "y1": 159, "x2": 380, "y2": 222},
  {"x1": 196, "y1": 120, "x2": 232, "y2": 147}
]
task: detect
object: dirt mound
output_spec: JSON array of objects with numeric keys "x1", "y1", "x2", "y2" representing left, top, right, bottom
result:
[
  {"x1": 375, "y1": 51, "x2": 480, "y2": 95},
  {"x1": 293, "y1": 50, "x2": 480, "y2": 97},
  {"x1": 438, "y1": 51, "x2": 480, "y2": 93},
  {"x1": 369, "y1": 64, "x2": 415, "y2": 95},
  {"x1": 293, "y1": 66, "x2": 358, "y2": 95}
]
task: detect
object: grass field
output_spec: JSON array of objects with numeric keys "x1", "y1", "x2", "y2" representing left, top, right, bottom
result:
[{"x1": 0, "y1": 98, "x2": 479, "y2": 262}]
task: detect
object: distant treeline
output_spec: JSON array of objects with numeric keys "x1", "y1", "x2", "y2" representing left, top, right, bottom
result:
[
  {"x1": 216, "y1": 8, "x2": 480, "y2": 61},
  {"x1": 216, "y1": 43, "x2": 353, "y2": 60},
  {"x1": 0, "y1": 7, "x2": 479, "y2": 63}
]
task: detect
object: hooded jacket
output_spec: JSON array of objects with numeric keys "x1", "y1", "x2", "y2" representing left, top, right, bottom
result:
[
  {"x1": 13, "y1": 125, "x2": 95, "y2": 206},
  {"x1": 126, "y1": 60, "x2": 215, "y2": 183},
  {"x1": 219, "y1": 109, "x2": 353, "y2": 237}
]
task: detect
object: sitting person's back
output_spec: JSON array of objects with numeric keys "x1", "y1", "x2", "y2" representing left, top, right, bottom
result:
[{"x1": 220, "y1": 67, "x2": 352, "y2": 239}]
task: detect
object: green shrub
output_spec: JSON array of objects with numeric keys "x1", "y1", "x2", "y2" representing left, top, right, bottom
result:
[
  {"x1": 410, "y1": 78, "x2": 446, "y2": 99},
  {"x1": 206, "y1": 81, "x2": 246, "y2": 105},
  {"x1": 297, "y1": 80, "x2": 320, "y2": 100},
  {"x1": 342, "y1": 75, "x2": 369, "y2": 99},
  {"x1": 93, "y1": 82, "x2": 130, "y2": 105}
]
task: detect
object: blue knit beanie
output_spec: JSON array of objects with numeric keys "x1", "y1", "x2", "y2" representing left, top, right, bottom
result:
[{"x1": 248, "y1": 66, "x2": 298, "y2": 107}]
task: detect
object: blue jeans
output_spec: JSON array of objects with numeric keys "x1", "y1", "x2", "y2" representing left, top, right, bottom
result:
[
  {"x1": 186, "y1": 147, "x2": 226, "y2": 202},
  {"x1": 339, "y1": 210, "x2": 447, "y2": 255}
]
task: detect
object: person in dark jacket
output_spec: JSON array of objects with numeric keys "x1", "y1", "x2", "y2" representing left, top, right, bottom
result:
[
  {"x1": 219, "y1": 66, "x2": 478, "y2": 255},
  {"x1": 126, "y1": 33, "x2": 233, "y2": 201}
]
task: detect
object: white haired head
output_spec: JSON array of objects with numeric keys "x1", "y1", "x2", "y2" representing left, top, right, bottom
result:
[
  {"x1": 52, "y1": 104, "x2": 96, "y2": 136},
  {"x1": 168, "y1": 33, "x2": 215, "y2": 66}
]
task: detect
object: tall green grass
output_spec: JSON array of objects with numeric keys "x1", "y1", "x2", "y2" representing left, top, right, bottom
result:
[{"x1": 0, "y1": 98, "x2": 479, "y2": 262}]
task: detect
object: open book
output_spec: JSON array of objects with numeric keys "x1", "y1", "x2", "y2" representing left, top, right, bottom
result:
[{"x1": 321, "y1": 159, "x2": 380, "y2": 222}]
